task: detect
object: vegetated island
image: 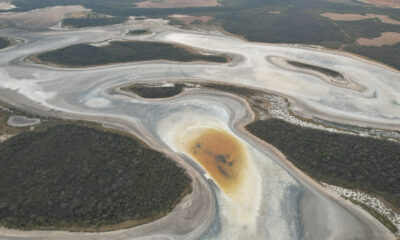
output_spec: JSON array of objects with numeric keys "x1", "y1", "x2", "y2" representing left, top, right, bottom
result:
[
  {"x1": 126, "y1": 83, "x2": 186, "y2": 98},
  {"x1": 0, "y1": 124, "x2": 191, "y2": 231},
  {"x1": 0, "y1": 37, "x2": 11, "y2": 50},
  {"x1": 124, "y1": 82, "x2": 258, "y2": 99},
  {"x1": 127, "y1": 29, "x2": 151, "y2": 36},
  {"x1": 286, "y1": 60, "x2": 345, "y2": 79},
  {"x1": 246, "y1": 119, "x2": 400, "y2": 214},
  {"x1": 34, "y1": 41, "x2": 229, "y2": 67}
]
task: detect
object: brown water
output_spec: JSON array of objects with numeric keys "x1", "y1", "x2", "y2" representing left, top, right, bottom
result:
[{"x1": 188, "y1": 128, "x2": 247, "y2": 194}]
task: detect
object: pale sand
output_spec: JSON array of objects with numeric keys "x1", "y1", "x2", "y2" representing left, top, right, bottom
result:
[
  {"x1": 7, "y1": 115, "x2": 40, "y2": 127},
  {"x1": 135, "y1": 0, "x2": 219, "y2": 8},
  {"x1": 157, "y1": 109, "x2": 263, "y2": 239},
  {"x1": 0, "y1": 134, "x2": 13, "y2": 142},
  {"x1": 321, "y1": 12, "x2": 400, "y2": 25},
  {"x1": 268, "y1": 10, "x2": 281, "y2": 14},
  {"x1": 357, "y1": 32, "x2": 400, "y2": 46},
  {"x1": 0, "y1": 1, "x2": 15, "y2": 10}
]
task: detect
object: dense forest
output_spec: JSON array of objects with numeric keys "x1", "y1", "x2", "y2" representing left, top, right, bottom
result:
[
  {"x1": 220, "y1": 9, "x2": 348, "y2": 45},
  {"x1": 246, "y1": 119, "x2": 400, "y2": 210},
  {"x1": 0, "y1": 37, "x2": 10, "y2": 49},
  {"x1": 62, "y1": 17, "x2": 127, "y2": 28},
  {"x1": 0, "y1": 124, "x2": 191, "y2": 230},
  {"x1": 36, "y1": 41, "x2": 228, "y2": 67}
]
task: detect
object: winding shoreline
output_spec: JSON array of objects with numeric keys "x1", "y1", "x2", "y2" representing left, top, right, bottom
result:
[{"x1": 0, "y1": 21, "x2": 398, "y2": 239}]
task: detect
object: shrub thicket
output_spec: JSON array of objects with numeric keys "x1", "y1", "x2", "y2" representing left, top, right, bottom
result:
[
  {"x1": 0, "y1": 124, "x2": 191, "y2": 230},
  {"x1": 247, "y1": 119, "x2": 400, "y2": 209},
  {"x1": 37, "y1": 41, "x2": 228, "y2": 67}
]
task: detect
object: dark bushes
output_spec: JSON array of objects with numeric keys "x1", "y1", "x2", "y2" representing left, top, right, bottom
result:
[
  {"x1": 62, "y1": 17, "x2": 127, "y2": 28},
  {"x1": 0, "y1": 124, "x2": 191, "y2": 230},
  {"x1": 130, "y1": 84, "x2": 185, "y2": 98},
  {"x1": 37, "y1": 41, "x2": 228, "y2": 67},
  {"x1": 247, "y1": 119, "x2": 400, "y2": 209}
]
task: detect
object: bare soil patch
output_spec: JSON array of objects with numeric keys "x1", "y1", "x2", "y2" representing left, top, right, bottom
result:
[
  {"x1": 356, "y1": 32, "x2": 400, "y2": 46},
  {"x1": 135, "y1": 0, "x2": 220, "y2": 8},
  {"x1": 321, "y1": 13, "x2": 400, "y2": 25},
  {"x1": 169, "y1": 14, "x2": 213, "y2": 24},
  {"x1": 0, "y1": 5, "x2": 91, "y2": 30},
  {"x1": 66, "y1": 12, "x2": 108, "y2": 19},
  {"x1": 357, "y1": 0, "x2": 400, "y2": 8}
]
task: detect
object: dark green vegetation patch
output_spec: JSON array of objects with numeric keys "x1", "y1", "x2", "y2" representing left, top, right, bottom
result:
[
  {"x1": 246, "y1": 119, "x2": 400, "y2": 210},
  {"x1": 336, "y1": 20, "x2": 400, "y2": 40},
  {"x1": 62, "y1": 17, "x2": 127, "y2": 28},
  {"x1": 0, "y1": 37, "x2": 10, "y2": 50},
  {"x1": 344, "y1": 43, "x2": 400, "y2": 70},
  {"x1": 125, "y1": 82, "x2": 260, "y2": 99},
  {"x1": 220, "y1": 9, "x2": 347, "y2": 45},
  {"x1": 127, "y1": 29, "x2": 150, "y2": 35},
  {"x1": 36, "y1": 41, "x2": 228, "y2": 67},
  {"x1": 0, "y1": 124, "x2": 191, "y2": 230},
  {"x1": 129, "y1": 83, "x2": 185, "y2": 98},
  {"x1": 287, "y1": 60, "x2": 343, "y2": 78}
]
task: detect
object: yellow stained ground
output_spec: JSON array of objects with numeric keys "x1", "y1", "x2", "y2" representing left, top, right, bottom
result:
[{"x1": 187, "y1": 128, "x2": 247, "y2": 194}]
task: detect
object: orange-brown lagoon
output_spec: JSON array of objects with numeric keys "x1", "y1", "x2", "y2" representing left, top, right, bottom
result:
[{"x1": 187, "y1": 128, "x2": 246, "y2": 195}]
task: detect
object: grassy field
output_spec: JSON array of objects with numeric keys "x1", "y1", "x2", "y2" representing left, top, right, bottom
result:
[{"x1": 35, "y1": 41, "x2": 228, "y2": 67}]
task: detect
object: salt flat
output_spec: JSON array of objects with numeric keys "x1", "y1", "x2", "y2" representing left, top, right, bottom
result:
[{"x1": 0, "y1": 18, "x2": 398, "y2": 239}]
